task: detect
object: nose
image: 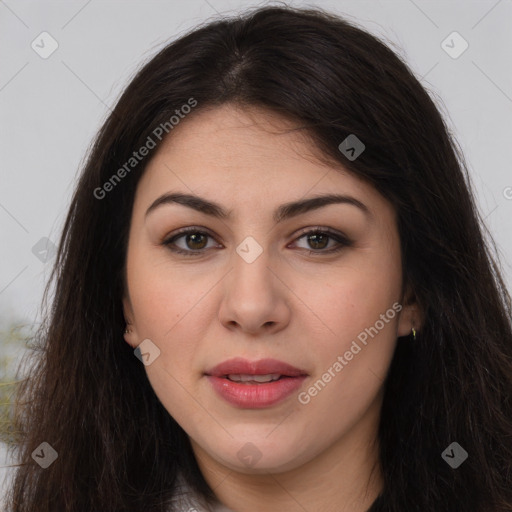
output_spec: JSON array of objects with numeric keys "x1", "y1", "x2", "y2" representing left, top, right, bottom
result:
[{"x1": 218, "y1": 247, "x2": 291, "y2": 336}]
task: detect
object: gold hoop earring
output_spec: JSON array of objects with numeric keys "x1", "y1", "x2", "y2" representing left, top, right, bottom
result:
[{"x1": 411, "y1": 326, "x2": 417, "y2": 341}]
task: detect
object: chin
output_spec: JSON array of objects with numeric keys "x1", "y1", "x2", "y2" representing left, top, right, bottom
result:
[{"x1": 205, "y1": 434, "x2": 312, "y2": 475}]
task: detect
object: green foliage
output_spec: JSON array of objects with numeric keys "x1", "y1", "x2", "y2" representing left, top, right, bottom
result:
[{"x1": 0, "y1": 320, "x2": 32, "y2": 446}]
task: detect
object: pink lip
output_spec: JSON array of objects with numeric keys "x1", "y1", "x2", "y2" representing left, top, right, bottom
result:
[
  {"x1": 205, "y1": 357, "x2": 308, "y2": 409},
  {"x1": 206, "y1": 357, "x2": 307, "y2": 377}
]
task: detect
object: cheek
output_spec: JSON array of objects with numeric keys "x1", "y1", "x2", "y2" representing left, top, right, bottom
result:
[
  {"x1": 294, "y1": 253, "x2": 401, "y2": 402},
  {"x1": 297, "y1": 287, "x2": 397, "y2": 440},
  {"x1": 127, "y1": 246, "x2": 204, "y2": 335},
  {"x1": 126, "y1": 247, "x2": 219, "y2": 385},
  {"x1": 298, "y1": 262, "x2": 401, "y2": 345},
  {"x1": 126, "y1": 254, "x2": 205, "y2": 417}
]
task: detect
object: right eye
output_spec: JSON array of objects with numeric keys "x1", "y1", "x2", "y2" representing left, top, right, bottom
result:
[{"x1": 162, "y1": 227, "x2": 221, "y2": 256}]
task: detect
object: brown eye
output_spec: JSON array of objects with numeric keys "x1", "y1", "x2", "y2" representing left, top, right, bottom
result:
[
  {"x1": 304, "y1": 232, "x2": 330, "y2": 250},
  {"x1": 182, "y1": 232, "x2": 208, "y2": 250},
  {"x1": 292, "y1": 228, "x2": 352, "y2": 255},
  {"x1": 163, "y1": 228, "x2": 219, "y2": 256}
]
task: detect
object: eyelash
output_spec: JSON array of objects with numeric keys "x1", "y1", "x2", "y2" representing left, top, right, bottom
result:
[{"x1": 162, "y1": 226, "x2": 352, "y2": 257}]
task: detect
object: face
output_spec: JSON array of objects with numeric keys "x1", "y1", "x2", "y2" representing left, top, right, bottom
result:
[{"x1": 122, "y1": 103, "x2": 418, "y2": 477}]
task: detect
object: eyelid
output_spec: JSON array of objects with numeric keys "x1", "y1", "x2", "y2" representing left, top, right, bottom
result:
[
  {"x1": 162, "y1": 226, "x2": 219, "y2": 243},
  {"x1": 291, "y1": 225, "x2": 351, "y2": 242}
]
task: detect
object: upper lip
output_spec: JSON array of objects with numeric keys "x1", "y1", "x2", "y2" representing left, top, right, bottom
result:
[{"x1": 205, "y1": 357, "x2": 308, "y2": 377}]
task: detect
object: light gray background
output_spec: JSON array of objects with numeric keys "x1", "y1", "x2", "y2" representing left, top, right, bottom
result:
[{"x1": 1, "y1": 0, "x2": 511, "y2": 325}]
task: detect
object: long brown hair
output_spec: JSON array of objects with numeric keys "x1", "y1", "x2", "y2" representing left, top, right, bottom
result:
[{"x1": 6, "y1": 5, "x2": 512, "y2": 511}]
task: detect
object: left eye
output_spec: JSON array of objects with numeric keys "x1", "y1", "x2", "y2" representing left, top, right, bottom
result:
[
  {"x1": 162, "y1": 228, "x2": 351, "y2": 256},
  {"x1": 293, "y1": 230, "x2": 348, "y2": 252}
]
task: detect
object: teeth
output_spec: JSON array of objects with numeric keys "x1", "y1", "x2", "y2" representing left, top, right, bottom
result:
[{"x1": 227, "y1": 373, "x2": 282, "y2": 383}]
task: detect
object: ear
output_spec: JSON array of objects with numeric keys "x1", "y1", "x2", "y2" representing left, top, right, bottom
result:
[
  {"x1": 122, "y1": 295, "x2": 139, "y2": 348},
  {"x1": 396, "y1": 286, "x2": 424, "y2": 338}
]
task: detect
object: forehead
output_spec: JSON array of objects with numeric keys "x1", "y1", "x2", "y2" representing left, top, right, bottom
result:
[
  {"x1": 155, "y1": 104, "x2": 330, "y2": 172},
  {"x1": 133, "y1": 104, "x2": 393, "y2": 225}
]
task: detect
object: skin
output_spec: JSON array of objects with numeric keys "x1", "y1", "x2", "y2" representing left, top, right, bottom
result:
[{"x1": 122, "y1": 103, "x2": 422, "y2": 512}]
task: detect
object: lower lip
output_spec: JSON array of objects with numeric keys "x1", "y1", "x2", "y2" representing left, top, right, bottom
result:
[{"x1": 206, "y1": 375, "x2": 307, "y2": 408}]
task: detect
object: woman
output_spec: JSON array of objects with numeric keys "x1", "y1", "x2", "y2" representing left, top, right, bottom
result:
[{"x1": 6, "y1": 5, "x2": 512, "y2": 511}]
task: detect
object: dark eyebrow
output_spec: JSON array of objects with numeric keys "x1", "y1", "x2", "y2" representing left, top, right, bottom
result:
[{"x1": 145, "y1": 192, "x2": 371, "y2": 223}]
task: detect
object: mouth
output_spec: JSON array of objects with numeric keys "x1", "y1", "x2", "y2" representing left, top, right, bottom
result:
[
  {"x1": 223, "y1": 373, "x2": 284, "y2": 383},
  {"x1": 204, "y1": 357, "x2": 308, "y2": 408}
]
